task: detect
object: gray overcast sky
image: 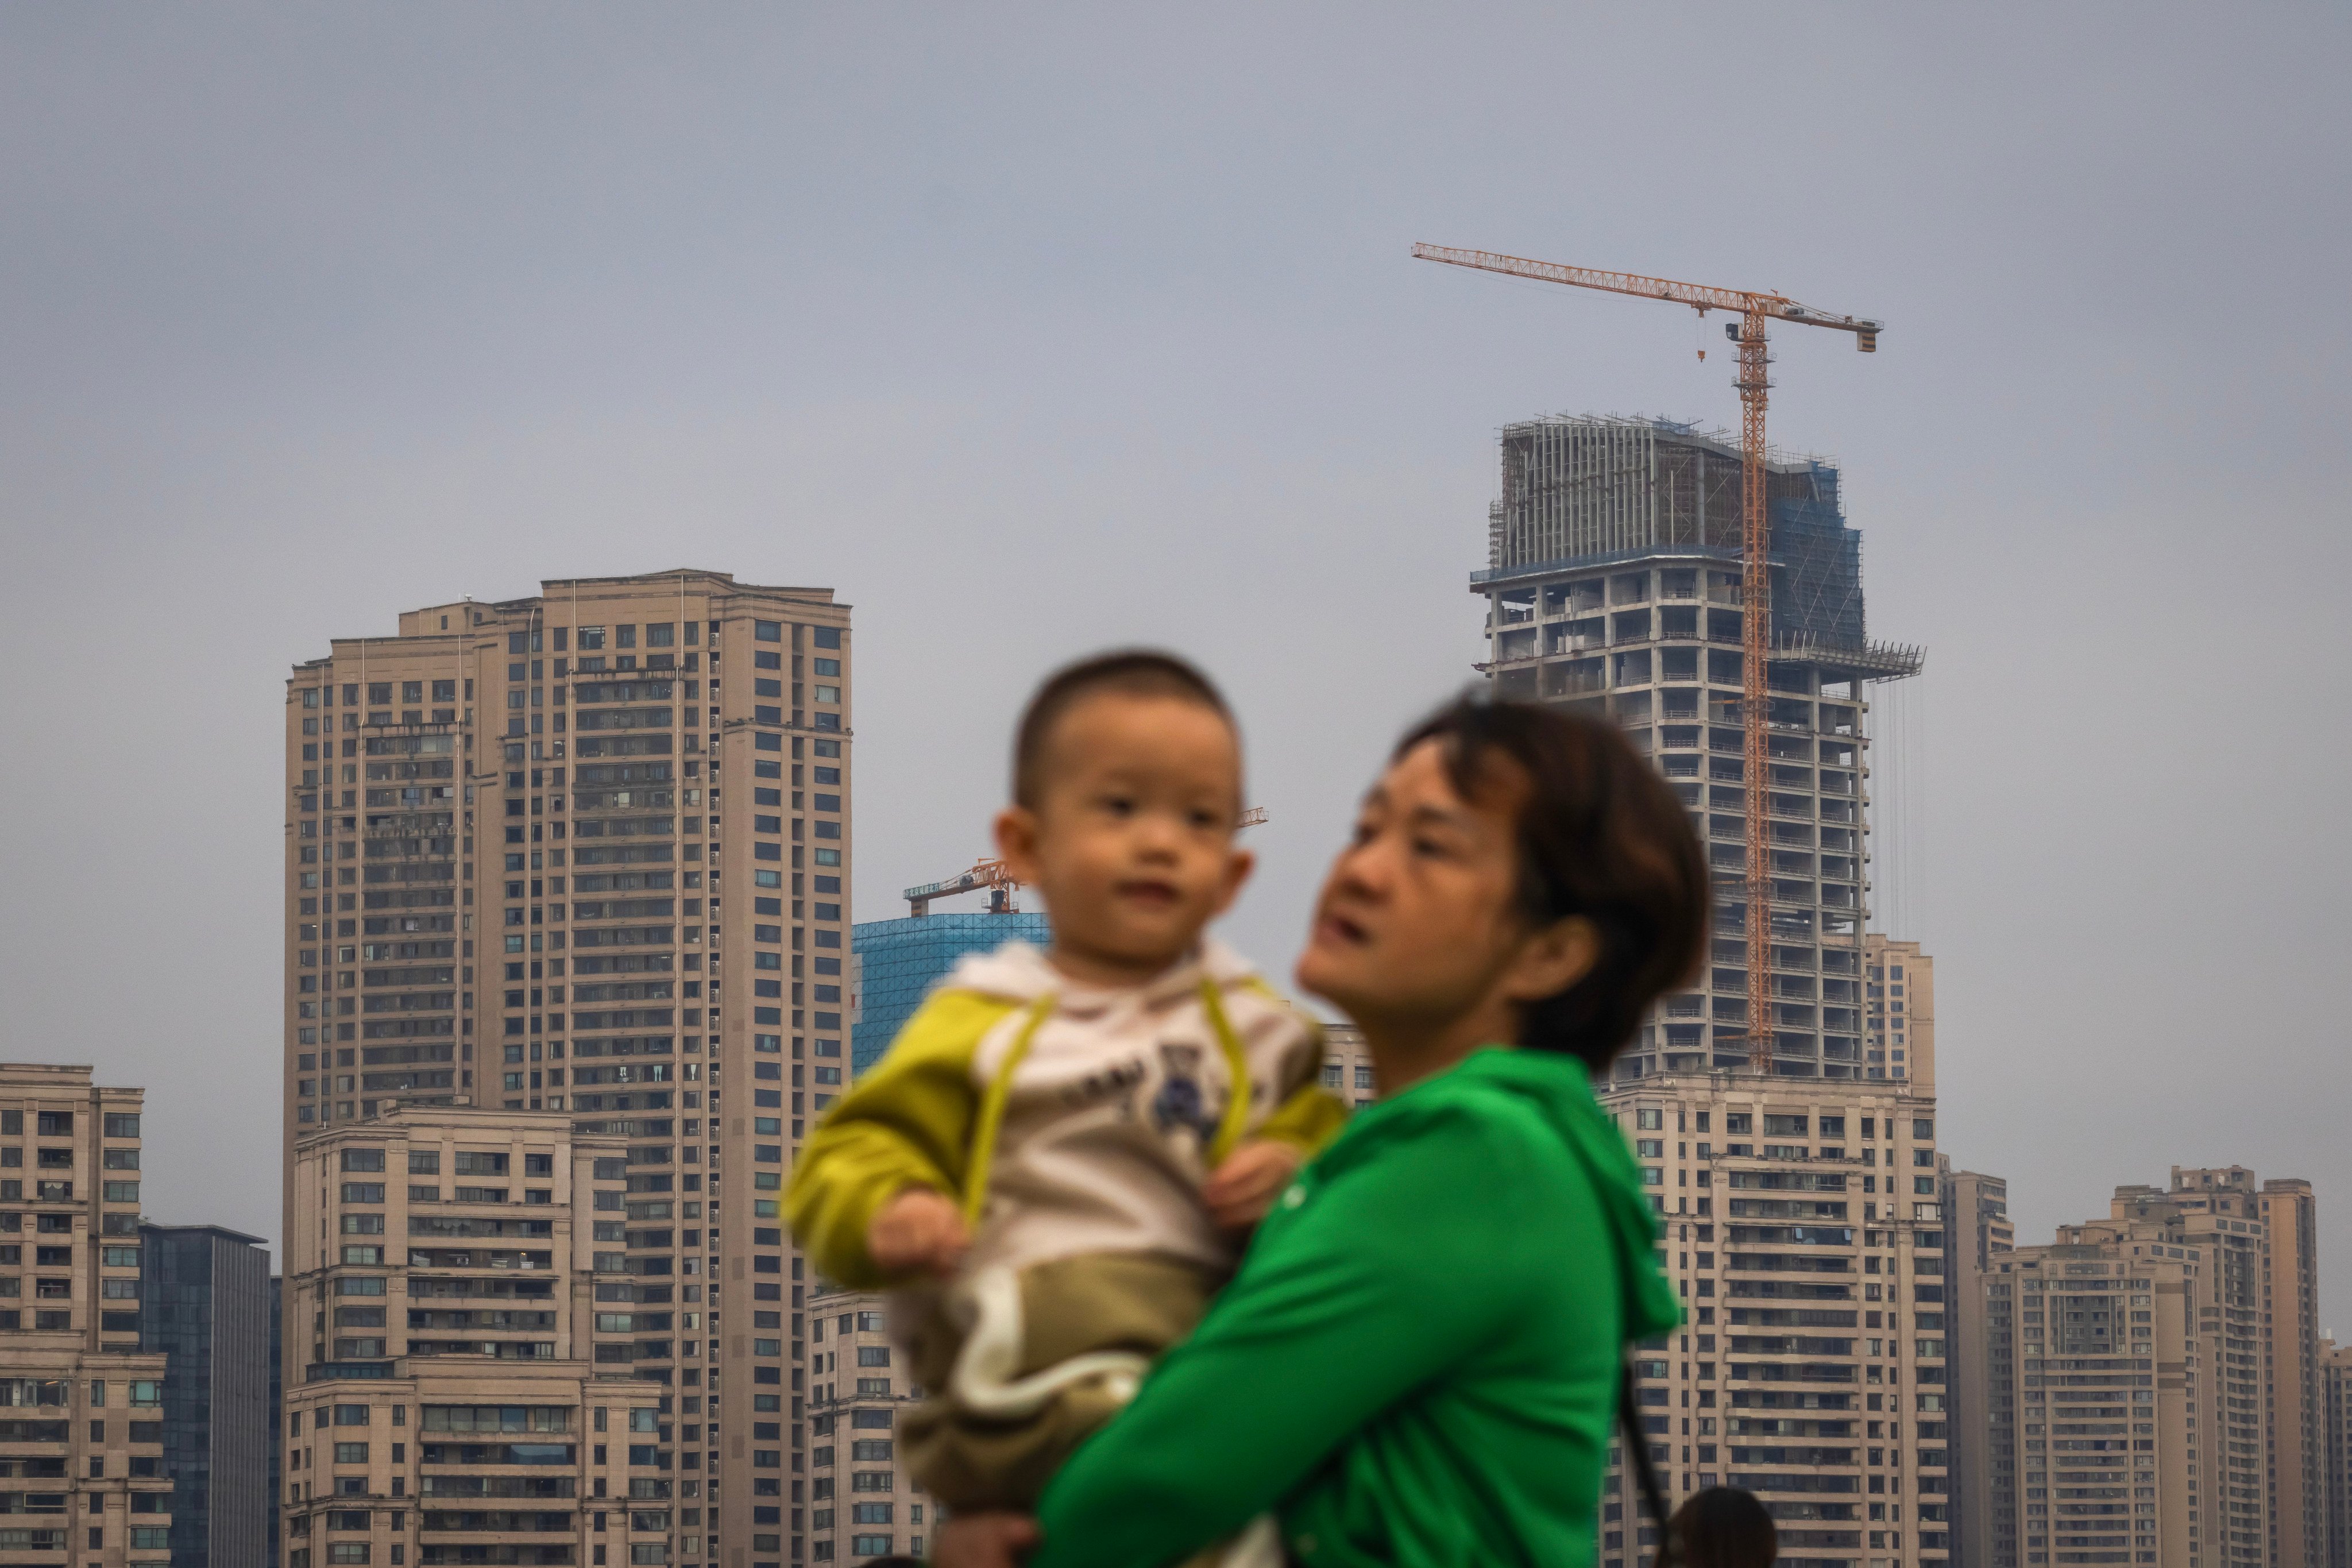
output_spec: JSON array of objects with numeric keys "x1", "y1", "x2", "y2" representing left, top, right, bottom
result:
[{"x1": 3, "y1": 4, "x2": 2348, "y2": 1303}]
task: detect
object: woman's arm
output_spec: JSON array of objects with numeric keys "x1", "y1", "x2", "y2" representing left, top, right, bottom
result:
[{"x1": 1027, "y1": 1106, "x2": 1552, "y2": 1568}]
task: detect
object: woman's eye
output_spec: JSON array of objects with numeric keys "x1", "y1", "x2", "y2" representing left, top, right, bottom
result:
[{"x1": 1100, "y1": 795, "x2": 1136, "y2": 817}]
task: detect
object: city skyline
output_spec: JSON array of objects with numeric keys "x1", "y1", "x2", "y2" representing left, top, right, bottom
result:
[{"x1": 3, "y1": 5, "x2": 2349, "y2": 1322}]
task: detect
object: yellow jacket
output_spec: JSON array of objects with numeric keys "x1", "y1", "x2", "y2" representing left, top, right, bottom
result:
[{"x1": 789, "y1": 939, "x2": 1347, "y2": 1289}]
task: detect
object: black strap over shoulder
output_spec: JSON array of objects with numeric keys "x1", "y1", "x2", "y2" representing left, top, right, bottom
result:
[{"x1": 1619, "y1": 1361, "x2": 1673, "y2": 1567}]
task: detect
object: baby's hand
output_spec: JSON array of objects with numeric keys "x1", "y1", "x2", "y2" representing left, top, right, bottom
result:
[
  {"x1": 1203, "y1": 1139, "x2": 1304, "y2": 1231},
  {"x1": 868, "y1": 1187, "x2": 971, "y2": 1279}
]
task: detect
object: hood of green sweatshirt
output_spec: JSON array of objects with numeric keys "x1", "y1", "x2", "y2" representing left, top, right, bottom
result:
[{"x1": 1447, "y1": 1046, "x2": 1683, "y2": 1343}]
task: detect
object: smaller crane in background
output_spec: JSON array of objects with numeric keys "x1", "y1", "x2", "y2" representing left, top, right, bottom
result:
[{"x1": 902, "y1": 807, "x2": 1269, "y2": 916}]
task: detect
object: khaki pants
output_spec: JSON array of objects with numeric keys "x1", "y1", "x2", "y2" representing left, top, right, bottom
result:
[{"x1": 898, "y1": 1252, "x2": 1221, "y2": 1512}]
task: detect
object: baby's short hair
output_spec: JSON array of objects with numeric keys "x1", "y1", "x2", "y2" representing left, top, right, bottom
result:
[{"x1": 1012, "y1": 650, "x2": 1233, "y2": 809}]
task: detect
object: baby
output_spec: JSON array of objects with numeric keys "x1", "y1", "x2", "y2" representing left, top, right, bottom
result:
[{"x1": 786, "y1": 650, "x2": 1345, "y2": 1511}]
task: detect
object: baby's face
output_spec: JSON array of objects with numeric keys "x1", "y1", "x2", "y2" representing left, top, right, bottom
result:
[{"x1": 1000, "y1": 693, "x2": 1251, "y2": 975}]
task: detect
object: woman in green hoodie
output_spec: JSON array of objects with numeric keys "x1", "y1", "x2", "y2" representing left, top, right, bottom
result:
[{"x1": 936, "y1": 696, "x2": 1711, "y2": 1568}]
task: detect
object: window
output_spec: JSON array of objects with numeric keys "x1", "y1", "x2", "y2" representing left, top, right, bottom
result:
[
  {"x1": 341, "y1": 1149, "x2": 385, "y2": 1173},
  {"x1": 408, "y1": 1152, "x2": 441, "y2": 1175},
  {"x1": 35, "y1": 1113, "x2": 70, "y2": 1137},
  {"x1": 102, "y1": 1114, "x2": 139, "y2": 1140},
  {"x1": 335, "y1": 1443, "x2": 369, "y2": 1463},
  {"x1": 1636, "y1": 1109, "x2": 1662, "y2": 1130},
  {"x1": 813, "y1": 627, "x2": 841, "y2": 649},
  {"x1": 754, "y1": 621, "x2": 781, "y2": 642}
]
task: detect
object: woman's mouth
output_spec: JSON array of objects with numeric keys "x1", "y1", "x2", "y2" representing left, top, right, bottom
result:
[{"x1": 1315, "y1": 911, "x2": 1369, "y2": 947}]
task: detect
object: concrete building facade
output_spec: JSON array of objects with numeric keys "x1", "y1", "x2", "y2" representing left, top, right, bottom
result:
[
  {"x1": 1474, "y1": 413, "x2": 1942, "y2": 1568},
  {"x1": 281, "y1": 1108, "x2": 667, "y2": 1568},
  {"x1": 2320, "y1": 1339, "x2": 2352, "y2": 1568},
  {"x1": 0, "y1": 1064, "x2": 173, "y2": 1568},
  {"x1": 2258, "y1": 1180, "x2": 2325, "y2": 1568},
  {"x1": 285, "y1": 570, "x2": 852, "y2": 1568},
  {"x1": 1972, "y1": 1167, "x2": 2323, "y2": 1568},
  {"x1": 1942, "y1": 1169, "x2": 2013, "y2": 1568},
  {"x1": 138, "y1": 1223, "x2": 272, "y2": 1568},
  {"x1": 1595, "y1": 1071, "x2": 1953, "y2": 1568},
  {"x1": 1474, "y1": 415, "x2": 1921, "y2": 1083},
  {"x1": 1864, "y1": 938, "x2": 1933, "y2": 1087}
]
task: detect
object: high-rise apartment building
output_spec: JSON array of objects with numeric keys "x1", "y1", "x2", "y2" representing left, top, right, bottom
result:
[
  {"x1": 798, "y1": 1283, "x2": 935, "y2": 1563},
  {"x1": 1941, "y1": 1169, "x2": 2012, "y2": 1568},
  {"x1": 1864, "y1": 938, "x2": 1933, "y2": 1086},
  {"x1": 285, "y1": 570, "x2": 852, "y2": 1568},
  {"x1": 2320, "y1": 1339, "x2": 2352, "y2": 1568},
  {"x1": 1476, "y1": 415, "x2": 1944, "y2": 1568},
  {"x1": 1971, "y1": 1167, "x2": 2323, "y2": 1568},
  {"x1": 2259, "y1": 1180, "x2": 2325, "y2": 1568},
  {"x1": 1594, "y1": 1073, "x2": 1953, "y2": 1568},
  {"x1": 0, "y1": 1064, "x2": 173, "y2": 1568},
  {"x1": 1980, "y1": 1230, "x2": 2204, "y2": 1568},
  {"x1": 281, "y1": 1107, "x2": 667, "y2": 1568},
  {"x1": 1477, "y1": 415, "x2": 1921, "y2": 1082},
  {"x1": 139, "y1": 1223, "x2": 272, "y2": 1568}
]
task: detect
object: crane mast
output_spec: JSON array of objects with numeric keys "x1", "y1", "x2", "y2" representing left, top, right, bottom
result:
[{"x1": 1413, "y1": 243, "x2": 1882, "y2": 1075}]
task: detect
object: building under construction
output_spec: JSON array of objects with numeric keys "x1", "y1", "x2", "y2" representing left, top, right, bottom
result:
[{"x1": 1477, "y1": 413, "x2": 1922, "y2": 1082}]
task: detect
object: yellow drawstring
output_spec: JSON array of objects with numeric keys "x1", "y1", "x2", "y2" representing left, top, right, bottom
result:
[
  {"x1": 960, "y1": 994, "x2": 1055, "y2": 1230},
  {"x1": 1198, "y1": 978, "x2": 1254, "y2": 1167}
]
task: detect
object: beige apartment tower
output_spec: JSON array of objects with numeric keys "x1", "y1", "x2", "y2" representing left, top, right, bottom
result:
[
  {"x1": 1594, "y1": 1071, "x2": 1953, "y2": 1568},
  {"x1": 283, "y1": 1109, "x2": 667, "y2": 1568},
  {"x1": 285, "y1": 570, "x2": 851, "y2": 1568},
  {"x1": 2321, "y1": 1339, "x2": 2352, "y2": 1568},
  {"x1": 1941, "y1": 1168, "x2": 2011, "y2": 1568},
  {"x1": 1972, "y1": 1167, "x2": 2324, "y2": 1568},
  {"x1": 0, "y1": 1064, "x2": 173, "y2": 1568}
]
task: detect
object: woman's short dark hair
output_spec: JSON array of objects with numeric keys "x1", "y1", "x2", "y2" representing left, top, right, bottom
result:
[
  {"x1": 1668, "y1": 1486, "x2": 1777, "y2": 1568},
  {"x1": 1395, "y1": 695, "x2": 1709, "y2": 1071}
]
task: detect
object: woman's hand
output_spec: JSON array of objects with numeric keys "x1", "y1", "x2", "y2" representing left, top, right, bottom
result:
[
  {"x1": 1203, "y1": 1138, "x2": 1303, "y2": 1230},
  {"x1": 933, "y1": 1512, "x2": 1041, "y2": 1568}
]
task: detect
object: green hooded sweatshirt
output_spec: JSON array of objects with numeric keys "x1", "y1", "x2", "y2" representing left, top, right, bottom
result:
[{"x1": 1028, "y1": 1045, "x2": 1681, "y2": 1568}]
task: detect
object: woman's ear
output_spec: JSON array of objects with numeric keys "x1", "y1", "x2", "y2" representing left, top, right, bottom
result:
[{"x1": 1500, "y1": 914, "x2": 1601, "y2": 1006}]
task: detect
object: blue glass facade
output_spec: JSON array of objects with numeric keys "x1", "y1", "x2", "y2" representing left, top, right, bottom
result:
[
  {"x1": 852, "y1": 912, "x2": 1051, "y2": 1075},
  {"x1": 139, "y1": 1226, "x2": 272, "y2": 1568}
]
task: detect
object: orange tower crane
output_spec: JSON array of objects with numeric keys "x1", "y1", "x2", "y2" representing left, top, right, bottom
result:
[{"x1": 1411, "y1": 244, "x2": 1883, "y2": 1072}]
